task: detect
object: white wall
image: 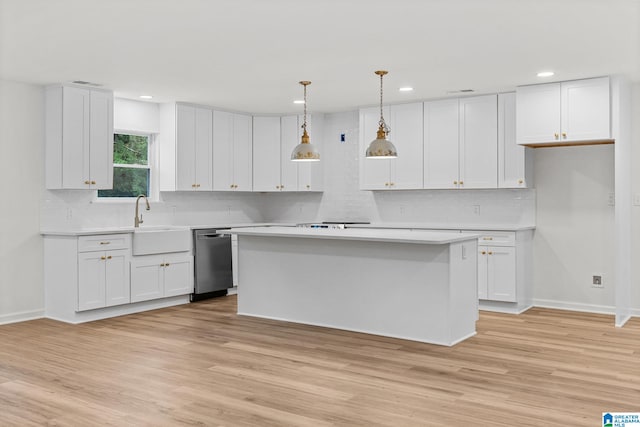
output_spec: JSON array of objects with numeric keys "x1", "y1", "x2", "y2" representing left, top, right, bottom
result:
[
  {"x1": 532, "y1": 145, "x2": 615, "y2": 312},
  {"x1": 631, "y1": 83, "x2": 640, "y2": 313},
  {"x1": 261, "y1": 110, "x2": 536, "y2": 227},
  {"x1": 0, "y1": 79, "x2": 45, "y2": 323},
  {"x1": 114, "y1": 98, "x2": 159, "y2": 134}
]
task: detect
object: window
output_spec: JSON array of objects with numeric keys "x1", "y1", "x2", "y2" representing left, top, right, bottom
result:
[{"x1": 97, "y1": 133, "x2": 152, "y2": 198}]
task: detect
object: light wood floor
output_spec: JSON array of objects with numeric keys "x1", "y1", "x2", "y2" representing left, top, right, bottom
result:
[{"x1": 1, "y1": 296, "x2": 639, "y2": 426}]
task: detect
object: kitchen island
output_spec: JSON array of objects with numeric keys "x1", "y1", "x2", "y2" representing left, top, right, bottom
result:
[{"x1": 229, "y1": 226, "x2": 479, "y2": 346}]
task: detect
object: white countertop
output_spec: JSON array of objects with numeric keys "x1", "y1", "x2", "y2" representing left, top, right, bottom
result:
[
  {"x1": 347, "y1": 222, "x2": 536, "y2": 232},
  {"x1": 229, "y1": 226, "x2": 478, "y2": 245},
  {"x1": 40, "y1": 223, "x2": 287, "y2": 236}
]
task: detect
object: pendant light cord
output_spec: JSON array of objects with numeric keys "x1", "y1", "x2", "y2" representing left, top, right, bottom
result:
[
  {"x1": 303, "y1": 82, "x2": 307, "y2": 134},
  {"x1": 379, "y1": 72, "x2": 384, "y2": 128}
]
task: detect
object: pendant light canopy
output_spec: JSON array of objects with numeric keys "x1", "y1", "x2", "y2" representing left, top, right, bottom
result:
[
  {"x1": 291, "y1": 81, "x2": 320, "y2": 162},
  {"x1": 366, "y1": 70, "x2": 397, "y2": 159}
]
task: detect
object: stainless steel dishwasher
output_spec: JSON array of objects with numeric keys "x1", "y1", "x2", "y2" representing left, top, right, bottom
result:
[{"x1": 191, "y1": 229, "x2": 233, "y2": 301}]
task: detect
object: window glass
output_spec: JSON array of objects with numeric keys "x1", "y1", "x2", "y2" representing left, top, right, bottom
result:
[{"x1": 98, "y1": 133, "x2": 151, "y2": 198}]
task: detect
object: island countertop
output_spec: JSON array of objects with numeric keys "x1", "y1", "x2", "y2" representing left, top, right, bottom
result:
[{"x1": 229, "y1": 226, "x2": 478, "y2": 245}]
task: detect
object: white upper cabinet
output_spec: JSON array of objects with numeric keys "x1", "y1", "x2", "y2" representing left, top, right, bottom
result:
[
  {"x1": 252, "y1": 116, "x2": 282, "y2": 192},
  {"x1": 46, "y1": 84, "x2": 114, "y2": 190},
  {"x1": 498, "y1": 93, "x2": 533, "y2": 188},
  {"x1": 359, "y1": 103, "x2": 422, "y2": 190},
  {"x1": 175, "y1": 104, "x2": 213, "y2": 191},
  {"x1": 424, "y1": 95, "x2": 497, "y2": 189},
  {"x1": 423, "y1": 99, "x2": 459, "y2": 189},
  {"x1": 459, "y1": 95, "x2": 497, "y2": 189},
  {"x1": 253, "y1": 114, "x2": 323, "y2": 192},
  {"x1": 159, "y1": 103, "x2": 213, "y2": 191},
  {"x1": 213, "y1": 111, "x2": 253, "y2": 191},
  {"x1": 516, "y1": 76, "x2": 610, "y2": 146}
]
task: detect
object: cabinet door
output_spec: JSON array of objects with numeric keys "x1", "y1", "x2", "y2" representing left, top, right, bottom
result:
[
  {"x1": 163, "y1": 255, "x2": 194, "y2": 297},
  {"x1": 477, "y1": 246, "x2": 488, "y2": 300},
  {"x1": 78, "y1": 252, "x2": 106, "y2": 311},
  {"x1": 423, "y1": 99, "x2": 459, "y2": 189},
  {"x1": 213, "y1": 110, "x2": 234, "y2": 190},
  {"x1": 498, "y1": 93, "x2": 528, "y2": 188},
  {"x1": 561, "y1": 77, "x2": 610, "y2": 142},
  {"x1": 389, "y1": 103, "x2": 423, "y2": 189},
  {"x1": 487, "y1": 246, "x2": 516, "y2": 302},
  {"x1": 231, "y1": 234, "x2": 239, "y2": 287},
  {"x1": 62, "y1": 86, "x2": 91, "y2": 189},
  {"x1": 130, "y1": 257, "x2": 164, "y2": 303},
  {"x1": 175, "y1": 105, "x2": 197, "y2": 191},
  {"x1": 516, "y1": 83, "x2": 561, "y2": 145},
  {"x1": 104, "y1": 249, "x2": 130, "y2": 307},
  {"x1": 194, "y1": 107, "x2": 213, "y2": 191},
  {"x1": 459, "y1": 95, "x2": 497, "y2": 189},
  {"x1": 232, "y1": 114, "x2": 253, "y2": 191},
  {"x1": 252, "y1": 116, "x2": 282, "y2": 192},
  {"x1": 280, "y1": 115, "x2": 299, "y2": 192},
  {"x1": 359, "y1": 106, "x2": 391, "y2": 190},
  {"x1": 89, "y1": 90, "x2": 114, "y2": 190}
]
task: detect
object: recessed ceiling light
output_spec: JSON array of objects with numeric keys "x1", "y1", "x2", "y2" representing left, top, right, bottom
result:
[
  {"x1": 537, "y1": 71, "x2": 555, "y2": 78},
  {"x1": 399, "y1": 87, "x2": 414, "y2": 92},
  {"x1": 139, "y1": 95, "x2": 153, "y2": 99},
  {"x1": 293, "y1": 100, "x2": 305, "y2": 104}
]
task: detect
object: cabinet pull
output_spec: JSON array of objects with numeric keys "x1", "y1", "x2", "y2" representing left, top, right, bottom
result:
[
  {"x1": 562, "y1": 132, "x2": 567, "y2": 138},
  {"x1": 453, "y1": 181, "x2": 458, "y2": 185},
  {"x1": 482, "y1": 237, "x2": 493, "y2": 240},
  {"x1": 459, "y1": 181, "x2": 463, "y2": 185},
  {"x1": 107, "y1": 255, "x2": 112, "y2": 259},
  {"x1": 100, "y1": 256, "x2": 106, "y2": 260},
  {"x1": 488, "y1": 251, "x2": 493, "y2": 255},
  {"x1": 554, "y1": 133, "x2": 559, "y2": 139},
  {"x1": 99, "y1": 241, "x2": 110, "y2": 245},
  {"x1": 91, "y1": 181, "x2": 96, "y2": 185},
  {"x1": 165, "y1": 263, "x2": 170, "y2": 267},
  {"x1": 518, "y1": 179, "x2": 524, "y2": 185},
  {"x1": 192, "y1": 184, "x2": 196, "y2": 188},
  {"x1": 306, "y1": 184, "x2": 310, "y2": 189},
  {"x1": 160, "y1": 263, "x2": 165, "y2": 267},
  {"x1": 481, "y1": 251, "x2": 486, "y2": 255},
  {"x1": 84, "y1": 180, "x2": 91, "y2": 185}
]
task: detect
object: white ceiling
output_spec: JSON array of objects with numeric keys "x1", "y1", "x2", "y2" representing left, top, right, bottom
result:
[{"x1": 1, "y1": 0, "x2": 638, "y2": 114}]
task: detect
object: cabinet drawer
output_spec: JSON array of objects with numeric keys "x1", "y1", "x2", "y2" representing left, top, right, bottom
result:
[
  {"x1": 78, "y1": 234, "x2": 131, "y2": 252},
  {"x1": 463, "y1": 231, "x2": 515, "y2": 246}
]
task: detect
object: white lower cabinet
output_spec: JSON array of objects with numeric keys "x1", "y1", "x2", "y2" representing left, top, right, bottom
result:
[
  {"x1": 477, "y1": 245, "x2": 516, "y2": 302},
  {"x1": 130, "y1": 253, "x2": 194, "y2": 303},
  {"x1": 463, "y1": 229, "x2": 533, "y2": 312},
  {"x1": 78, "y1": 249, "x2": 130, "y2": 311},
  {"x1": 77, "y1": 234, "x2": 131, "y2": 312}
]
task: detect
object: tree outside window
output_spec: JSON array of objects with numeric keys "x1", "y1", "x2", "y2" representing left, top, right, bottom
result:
[{"x1": 98, "y1": 134, "x2": 151, "y2": 198}]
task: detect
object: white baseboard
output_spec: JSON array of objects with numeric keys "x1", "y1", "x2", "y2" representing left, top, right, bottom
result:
[
  {"x1": 0, "y1": 309, "x2": 45, "y2": 325},
  {"x1": 532, "y1": 299, "x2": 616, "y2": 315}
]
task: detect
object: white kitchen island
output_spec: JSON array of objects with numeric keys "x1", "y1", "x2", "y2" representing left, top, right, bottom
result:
[{"x1": 229, "y1": 226, "x2": 479, "y2": 346}]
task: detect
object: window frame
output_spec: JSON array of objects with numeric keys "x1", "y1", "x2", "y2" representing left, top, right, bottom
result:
[{"x1": 94, "y1": 130, "x2": 159, "y2": 203}]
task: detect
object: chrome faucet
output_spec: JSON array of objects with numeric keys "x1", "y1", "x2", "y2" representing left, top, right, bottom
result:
[{"x1": 134, "y1": 195, "x2": 150, "y2": 227}]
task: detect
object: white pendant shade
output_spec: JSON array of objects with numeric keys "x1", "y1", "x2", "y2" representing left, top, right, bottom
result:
[{"x1": 291, "y1": 81, "x2": 319, "y2": 162}]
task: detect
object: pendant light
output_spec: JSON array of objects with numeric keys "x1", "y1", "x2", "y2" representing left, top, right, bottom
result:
[
  {"x1": 291, "y1": 81, "x2": 320, "y2": 162},
  {"x1": 366, "y1": 70, "x2": 397, "y2": 159}
]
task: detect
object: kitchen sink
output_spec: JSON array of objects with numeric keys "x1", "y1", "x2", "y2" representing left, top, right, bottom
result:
[{"x1": 132, "y1": 226, "x2": 192, "y2": 256}]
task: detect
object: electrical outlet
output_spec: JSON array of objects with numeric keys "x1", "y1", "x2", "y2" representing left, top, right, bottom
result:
[
  {"x1": 472, "y1": 205, "x2": 480, "y2": 215},
  {"x1": 634, "y1": 193, "x2": 640, "y2": 206},
  {"x1": 608, "y1": 193, "x2": 615, "y2": 206},
  {"x1": 592, "y1": 275, "x2": 603, "y2": 288}
]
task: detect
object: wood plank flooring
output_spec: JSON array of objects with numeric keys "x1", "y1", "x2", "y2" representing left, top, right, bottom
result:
[{"x1": 1, "y1": 296, "x2": 639, "y2": 426}]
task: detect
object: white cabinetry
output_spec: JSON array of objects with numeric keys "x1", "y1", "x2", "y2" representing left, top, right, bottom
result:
[
  {"x1": 423, "y1": 95, "x2": 497, "y2": 189},
  {"x1": 516, "y1": 77, "x2": 610, "y2": 146},
  {"x1": 498, "y1": 93, "x2": 533, "y2": 188},
  {"x1": 462, "y1": 229, "x2": 533, "y2": 312},
  {"x1": 45, "y1": 84, "x2": 114, "y2": 190},
  {"x1": 213, "y1": 111, "x2": 253, "y2": 191},
  {"x1": 253, "y1": 115, "x2": 323, "y2": 192},
  {"x1": 159, "y1": 103, "x2": 213, "y2": 191},
  {"x1": 130, "y1": 253, "x2": 193, "y2": 303},
  {"x1": 359, "y1": 103, "x2": 423, "y2": 190},
  {"x1": 76, "y1": 234, "x2": 130, "y2": 311}
]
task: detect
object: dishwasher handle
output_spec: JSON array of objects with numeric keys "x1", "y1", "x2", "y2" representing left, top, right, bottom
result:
[{"x1": 197, "y1": 233, "x2": 229, "y2": 239}]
